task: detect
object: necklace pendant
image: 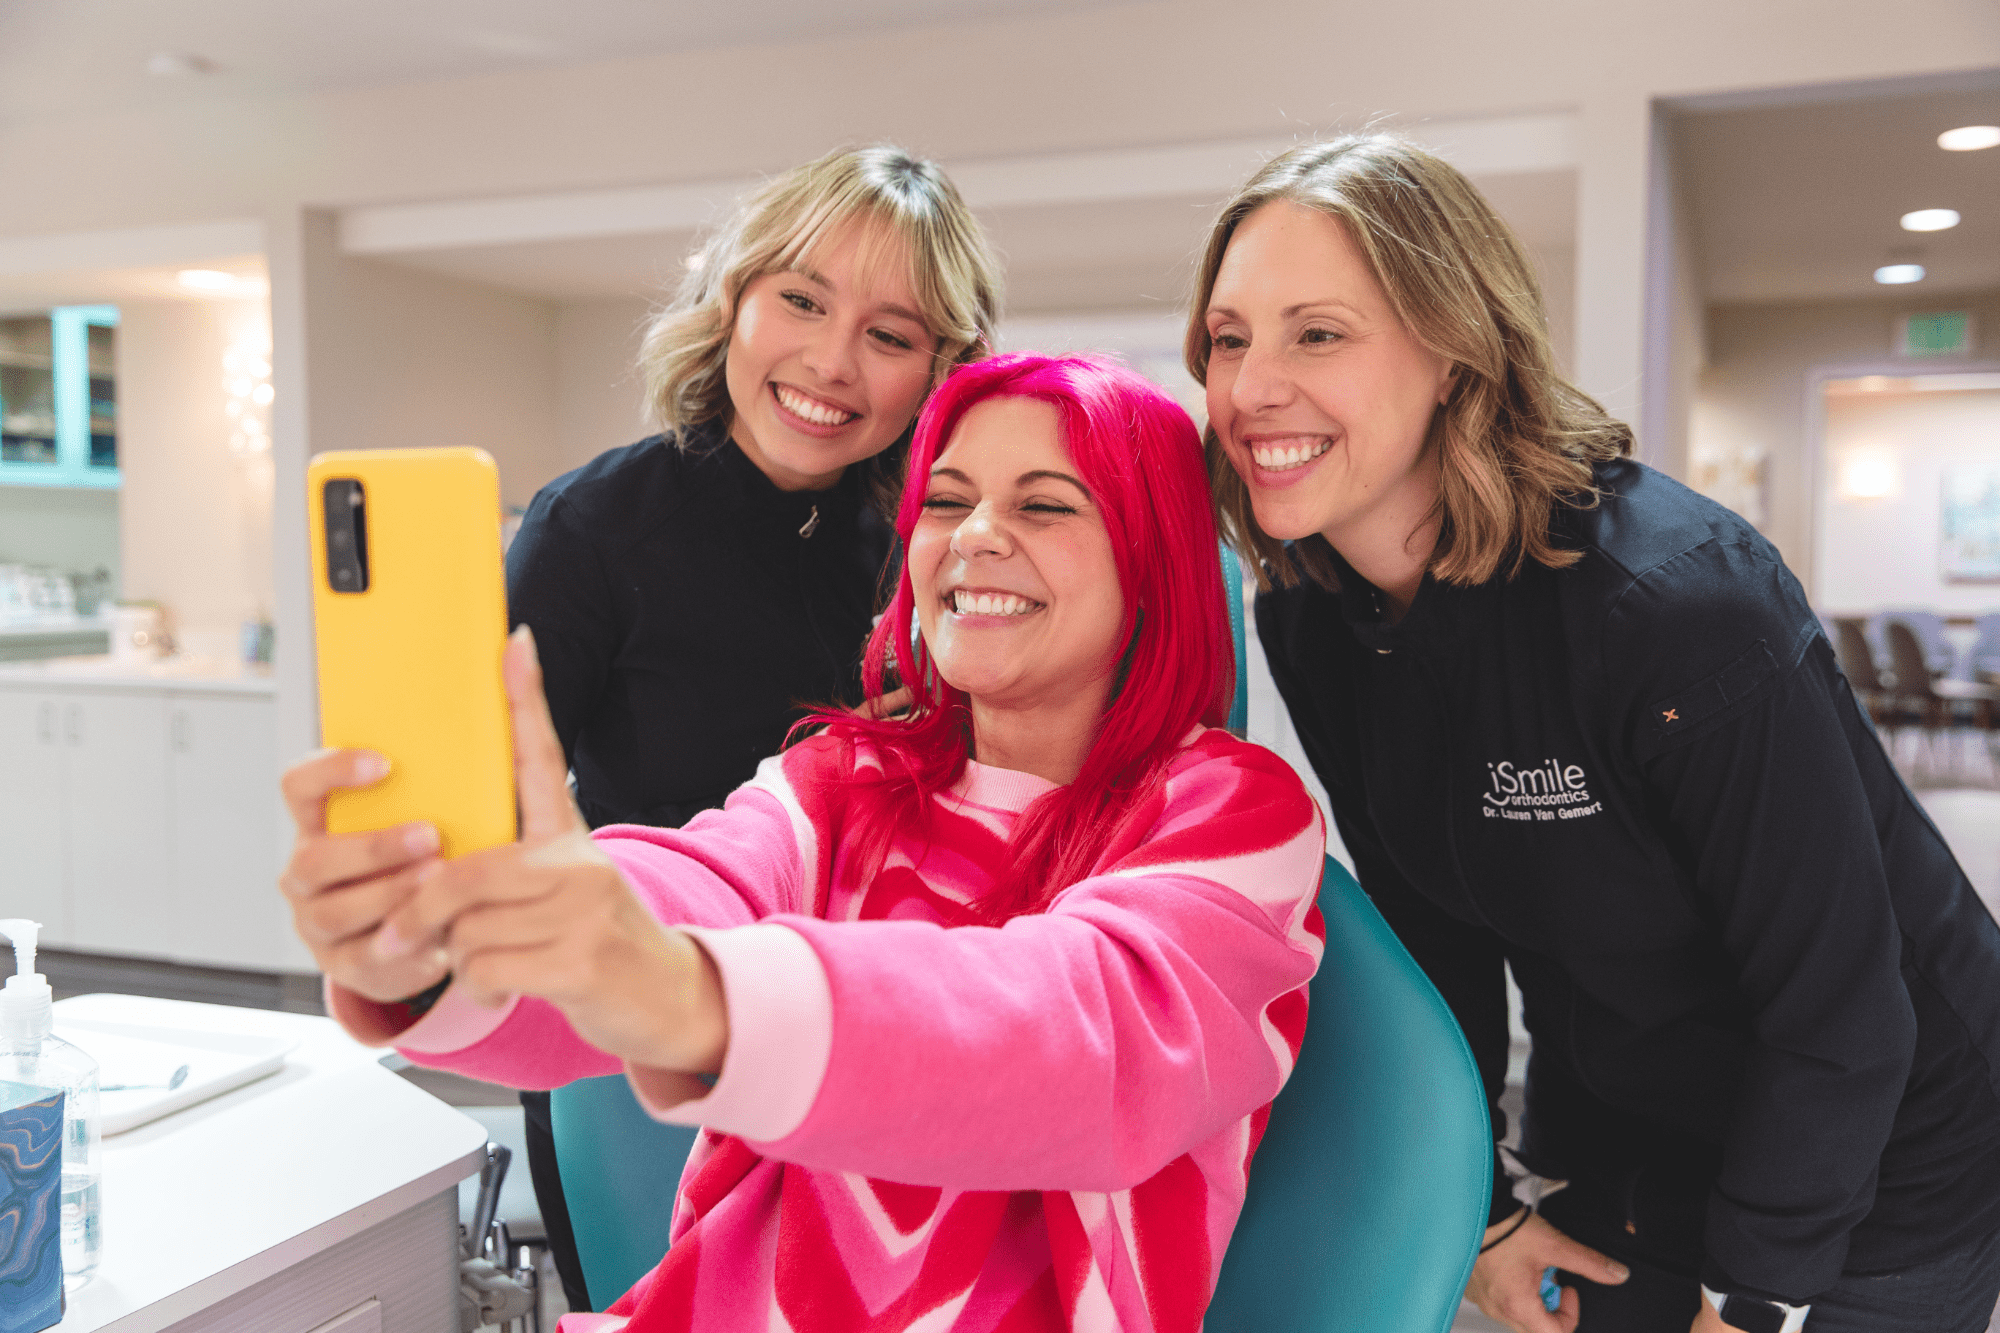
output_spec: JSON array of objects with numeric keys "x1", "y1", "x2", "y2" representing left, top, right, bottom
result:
[{"x1": 799, "y1": 506, "x2": 820, "y2": 539}]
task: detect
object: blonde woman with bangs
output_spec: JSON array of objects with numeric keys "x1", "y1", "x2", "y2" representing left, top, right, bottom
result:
[
  {"x1": 1193, "y1": 136, "x2": 2000, "y2": 1333},
  {"x1": 492, "y1": 145, "x2": 1000, "y2": 1313}
]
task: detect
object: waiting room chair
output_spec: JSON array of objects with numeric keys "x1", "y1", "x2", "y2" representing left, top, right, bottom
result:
[
  {"x1": 1969, "y1": 613, "x2": 2000, "y2": 686},
  {"x1": 1875, "y1": 609, "x2": 1957, "y2": 681},
  {"x1": 1885, "y1": 620, "x2": 1996, "y2": 731},
  {"x1": 1832, "y1": 617, "x2": 1892, "y2": 726},
  {"x1": 554, "y1": 547, "x2": 1492, "y2": 1329}
]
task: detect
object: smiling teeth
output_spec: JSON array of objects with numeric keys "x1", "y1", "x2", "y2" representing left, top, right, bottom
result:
[
  {"x1": 1251, "y1": 439, "x2": 1333, "y2": 470},
  {"x1": 775, "y1": 385, "x2": 858, "y2": 427},
  {"x1": 952, "y1": 591, "x2": 1040, "y2": 617}
]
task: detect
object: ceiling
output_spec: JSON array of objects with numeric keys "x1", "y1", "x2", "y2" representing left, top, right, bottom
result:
[
  {"x1": 0, "y1": 260, "x2": 267, "y2": 318},
  {"x1": 352, "y1": 171, "x2": 1579, "y2": 316},
  {"x1": 0, "y1": 0, "x2": 1135, "y2": 126},
  {"x1": 1678, "y1": 78, "x2": 2000, "y2": 305},
  {"x1": 0, "y1": 102, "x2": 1581, "y2": 320},
  {"x1": 341, "y1": 156, "x2": 1578, "y2": 316}
]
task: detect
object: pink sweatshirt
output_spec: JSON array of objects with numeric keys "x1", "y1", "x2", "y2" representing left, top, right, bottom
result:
[{"x1": 332, "y1": 727, "x2": 1325, "y2": 1332}]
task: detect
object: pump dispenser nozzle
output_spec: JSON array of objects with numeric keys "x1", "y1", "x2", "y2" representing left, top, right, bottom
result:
[{"x1": 0, "y1": 919, "x2": 53, "y2": 1045}]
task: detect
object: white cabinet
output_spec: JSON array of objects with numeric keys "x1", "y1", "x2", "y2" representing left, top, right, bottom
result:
[
  {"x1": 168, "y1": 693, "x2": 296, "y2": 970},
  {"x1": 64, "y1": 689, "x2": 171, "y2": 956},
  {"x1": 0, "y1": 690, "x2": 69, "y2": 937},
  {"x1": 0, "y1": 678, "x2": 300, "y2": 972}
]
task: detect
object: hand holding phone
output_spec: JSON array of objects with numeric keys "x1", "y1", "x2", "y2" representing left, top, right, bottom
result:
[
  {"x1": 370, "y1": 629, "x2": 730, "y2": 1084},
  {"x1": 279, "y1": 748, "x2": 452, "y2": 1004}
]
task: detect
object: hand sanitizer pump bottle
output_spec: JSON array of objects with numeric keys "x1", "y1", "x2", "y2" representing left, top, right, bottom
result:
[{"x1": 0, "y1": 920, "x2": 101, "y2": 1288}]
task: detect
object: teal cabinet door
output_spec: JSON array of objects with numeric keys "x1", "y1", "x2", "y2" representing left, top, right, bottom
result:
[{"x1": 0, "y1": 305, "x2": 118, "y2": 489}]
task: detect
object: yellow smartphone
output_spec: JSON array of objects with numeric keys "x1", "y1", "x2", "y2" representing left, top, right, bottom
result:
[{"x1": 306, "y1": 447, "x2": 516, "y2": 855}]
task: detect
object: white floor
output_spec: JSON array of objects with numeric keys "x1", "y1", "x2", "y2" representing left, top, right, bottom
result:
[{"x1": 1921, "y1": 787, "x2": 2000, "y2": 919}]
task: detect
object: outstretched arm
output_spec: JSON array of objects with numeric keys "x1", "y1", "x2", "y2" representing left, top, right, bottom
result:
[
  {"x1": 287, "y1": 627, "x2": 769, "y2": 1095},
  {"x1": 657, "y1": 736, "x2": 1329, "y2": 1192}
]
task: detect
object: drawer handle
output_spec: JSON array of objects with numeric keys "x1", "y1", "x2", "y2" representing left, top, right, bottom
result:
[
  {"x1": 37, "y1": 701, "x2": 56, "y2": 743},
  {"x1": 171, "y1": 710, "x2": 190, "y2": 753},
  {"x1": 65, "y1": 703, "x2": 82, "y2": 745}
]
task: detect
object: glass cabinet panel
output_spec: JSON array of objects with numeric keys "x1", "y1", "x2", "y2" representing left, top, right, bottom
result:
[
  {"x1": 0, "y1": 306, "x2": 118, "y2": 488},
  {"x1": 87, "y1": 323, "x2": 116, "y2": 470},
  {"x1": 0, "y1": 316, "x2": 58, "y2": 468}
]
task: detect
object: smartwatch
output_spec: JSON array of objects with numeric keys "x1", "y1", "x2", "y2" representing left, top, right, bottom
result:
[{"x1": 1701, "y1": 1285, "x2": 1810, "y2": 1333}]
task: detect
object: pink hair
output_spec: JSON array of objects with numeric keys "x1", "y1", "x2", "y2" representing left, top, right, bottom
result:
[{"x1": 811, "y1": 353, "x2": 1232, "y2": 920}]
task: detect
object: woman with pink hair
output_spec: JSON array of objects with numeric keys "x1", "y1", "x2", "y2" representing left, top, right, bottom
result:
[{"x1": 279, "y1": 353, "x2": 1326, "y2": 1332}]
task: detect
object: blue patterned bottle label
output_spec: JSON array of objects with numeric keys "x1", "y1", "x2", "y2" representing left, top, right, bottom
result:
[{"x1": 0, "y1": 1082, "x2": 65, "y2": 1333}]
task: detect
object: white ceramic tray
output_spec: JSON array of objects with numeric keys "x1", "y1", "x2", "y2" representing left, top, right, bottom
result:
[{"x1": 55, "y1": 1014, "x2": 298, "y2": 1135}]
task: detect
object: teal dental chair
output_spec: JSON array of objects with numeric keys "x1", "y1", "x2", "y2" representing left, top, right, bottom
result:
[{"x1": 554, "y1": 547, "x2": 1491, "y2": 1329}]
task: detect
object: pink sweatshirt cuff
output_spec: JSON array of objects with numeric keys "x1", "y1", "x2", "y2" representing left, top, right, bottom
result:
[
  {"x1": 324, "y1": 975, "x2": 519, "y2": 1053},
  {"x1": 625, "y1": 922, "x2": 832, "y2": 1144}
]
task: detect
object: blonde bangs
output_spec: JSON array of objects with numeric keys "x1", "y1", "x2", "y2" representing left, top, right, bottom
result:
[{"x1": 640, "y1": 146, "x2": 1002, "y2": 442}]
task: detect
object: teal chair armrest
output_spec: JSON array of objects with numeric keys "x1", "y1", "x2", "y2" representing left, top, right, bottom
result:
[
  {"x1": 551, "y1": 1073, "x2": 700, "y2": 1309},
  {"x1": 1205, "y1": 857, "x2": 1492, "y2": 1332}
]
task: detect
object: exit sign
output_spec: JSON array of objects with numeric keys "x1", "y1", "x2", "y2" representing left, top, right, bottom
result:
[{"x1": 1899, "y1": 310, "x2": 1974, "y2": 357}]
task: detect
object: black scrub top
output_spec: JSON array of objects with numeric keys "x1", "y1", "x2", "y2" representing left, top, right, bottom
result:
[
  {"x1": 1256, "y1": 457, "x2": 2000, "y2": 1303},
  {"x1": 505, "y1": 420, "x2": 893, "y2": 830}
]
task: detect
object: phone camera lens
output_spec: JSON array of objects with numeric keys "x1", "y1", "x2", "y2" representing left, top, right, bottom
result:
[{"x1": 322, "y1": 478, "x2": 369, "y2": 593}]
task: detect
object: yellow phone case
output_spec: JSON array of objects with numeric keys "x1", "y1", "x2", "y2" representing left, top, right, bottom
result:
[{"x1": 307, "y1": 447, "x2": 516, "y2": 856}]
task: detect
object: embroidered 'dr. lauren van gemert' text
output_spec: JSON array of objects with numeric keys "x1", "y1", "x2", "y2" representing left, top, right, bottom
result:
[{"x1": 1481, "y1": 757, "x2": 1603, "y2": 823}]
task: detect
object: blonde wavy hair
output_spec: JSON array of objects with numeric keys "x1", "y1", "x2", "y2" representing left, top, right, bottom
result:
[
  {"x1": 1185, "y1": 134, "x2": 1631, "y2": 591},
  {"x1": 640, "y1": 145, "x2": 1003, "y2": 512}
]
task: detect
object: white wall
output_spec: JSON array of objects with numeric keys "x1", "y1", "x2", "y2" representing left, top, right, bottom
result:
[
  {"x1": 998, "y1": 311, "x2": 1202, "y2": 415},
  {"x1": 0, "y1": 486, "x2": 119, "y2": 591},
  {"x1": 1695, "y1": 287, "x2": 2000, "y2": 590},
  {"x1": 1818, "y1": 383, "x2": 2000, "y2": 614},
  {"x1": 5, "y1": 0, "x2": 1988, "y2": 763},
  {"x1": 554, "y1": 297, "x2": 653, "y2": 481},
  {"x1": 1, "y1": 0, "x2": 1992, "y2": 422},
  {"x1": 117, "y1": 297, "x2": 274, "y2": 654},
  {"x1": 301, "y1": 252, "x2": 561, "y2": 510}
]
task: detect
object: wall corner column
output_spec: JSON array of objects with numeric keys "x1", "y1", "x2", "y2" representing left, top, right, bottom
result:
[
  {"x1": 1574, "y1": 89, "x2": 1656, "y2": 458},
  {"x1": 266, "y1": 206, "x2": 338, "y2": 797}
]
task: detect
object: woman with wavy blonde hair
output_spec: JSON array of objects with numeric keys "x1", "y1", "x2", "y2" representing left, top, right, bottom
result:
[
  {"x1": 502, "y1": 143, "x2": 1002, "y2": 1312},
  {"x1": 1192, "y1": 135, "x2": 2000, "y2": 1333}
]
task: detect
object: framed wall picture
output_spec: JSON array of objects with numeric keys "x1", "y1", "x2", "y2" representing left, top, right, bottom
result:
[{"x1": 1941, "y1": 463, "x2": 2000, "y2": 581}]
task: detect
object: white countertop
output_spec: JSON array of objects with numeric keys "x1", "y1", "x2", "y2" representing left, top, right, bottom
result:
[
  {"x1": 0, "y1": 654, "x2": 277, "y2": 696},
  {"x1": 0, "y1": 611, "x2": 114, "y2": 637},
  {"x1": 50, "y1": 993, "x2": 488, "y2": 1333}
]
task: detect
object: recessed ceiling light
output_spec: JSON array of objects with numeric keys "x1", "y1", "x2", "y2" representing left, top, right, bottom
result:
[
  {"x1": 1874, "y1": 264, "x2": 1926, "y2": 285},
  {"x1": 1901, "y1": 208, "x2": 1961, "y2": 232},
  {"x1": 177, "y1": 269, "x2": 236, "y2": 290},
  {"x1": 1938, "y1": 125, "x2": 2000, "y2": 152}
]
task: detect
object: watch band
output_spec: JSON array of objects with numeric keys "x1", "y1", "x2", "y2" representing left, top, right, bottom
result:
[
  {"x1": 1701, "y1": 1284, "x2": 1809, "y2": 1333},
  {"x1": 397, "y1": 973, "x2": 453, "y2": 1019}
]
